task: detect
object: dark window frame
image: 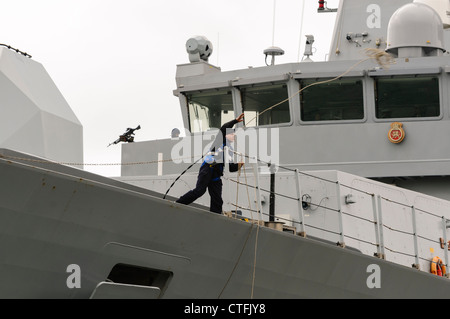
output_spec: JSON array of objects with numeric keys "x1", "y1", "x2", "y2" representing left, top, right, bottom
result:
[
  {"x1": 185, "y1": 88, "x2": 235, "y2": 133},
  {"x1": 238, "y1": 82, "x2": 292, "y2": 127},
  {"x1": 373, "y1": 74, "x2": 441, "y2": 120},
  {"x1": 298, "y1": 77, "x2": 366, "y2": 123}
]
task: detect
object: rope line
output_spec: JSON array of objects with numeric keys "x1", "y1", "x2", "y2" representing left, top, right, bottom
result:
[
  {"x1": 245, "y1": 48, "x2": 394, "y2": 126},
  {"x1": 0, "y1": 153, "x2": 199, "y2": 166},
  {"x1": 250, "y1": 166, "x2": 261, "y2": 300},
  {"x1": 217, "y1": 222, "x2": 255, "y2": 299}
]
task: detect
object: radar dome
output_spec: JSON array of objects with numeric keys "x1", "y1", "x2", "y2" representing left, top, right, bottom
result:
[{"x1": 386, "y1": 2, "x2": 445, "y2": 58}]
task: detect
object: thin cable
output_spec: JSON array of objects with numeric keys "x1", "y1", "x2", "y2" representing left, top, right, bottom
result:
[
  {"x1": 272, "y1": 0, "x2": 276, "y2": 46},
  {"x1": 250, "y1": 165, "x2": 262, "y2": 299},
  {"x1": 163, "y1": 154, "x2": 204, "y2": 199},
  {"x1": 297, "y1": 0, "x2": 306, "y2": 62},
  {"x1": 218, "y1": 223, "x2": 254, "y2": 298},
  {"x1": 0, "y1": 44, "x2": 32, "y2": 58},
  {"x1": 0, "y1": 153, "x2": 197, "y2": 166},
  {"x1": 251, "y1": 220, "x2": 260, "y2": 299}
]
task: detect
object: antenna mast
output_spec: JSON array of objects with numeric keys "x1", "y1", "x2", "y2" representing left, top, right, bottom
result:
[{"x1": 264, "y1": 0, "x2": 285, "y2": 65}]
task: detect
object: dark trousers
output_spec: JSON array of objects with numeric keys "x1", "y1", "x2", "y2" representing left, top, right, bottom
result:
[{"x1": 176, "y1": 163, "x2": 223, "y2": 214}]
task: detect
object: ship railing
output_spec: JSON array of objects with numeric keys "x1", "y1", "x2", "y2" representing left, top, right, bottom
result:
[
  {"x1": 2, "y1": 149, "x2": 446, "y2": 275},
  {"x1": 224, "y1": 148, "x2": 450, "y2": 276}
]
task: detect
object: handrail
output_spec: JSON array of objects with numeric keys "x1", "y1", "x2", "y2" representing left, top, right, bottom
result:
[
  {"x1": 2, "y1": 149, "x2": 448, "y2": 275},
  {"x1": 224, "y1": 149, "x2": 450, "y2": 275}
]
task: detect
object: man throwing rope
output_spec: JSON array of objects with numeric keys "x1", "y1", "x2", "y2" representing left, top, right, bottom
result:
[{"x1": 176, "y1": 113, "x2": 245, "y2": 214}]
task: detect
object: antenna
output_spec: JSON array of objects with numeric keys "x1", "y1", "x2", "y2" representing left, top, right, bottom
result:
[
  {"x1": 264, "y1": 0, "x2": 285, "y2": 65},
  {"x1": 272, "y1": 0, "x2": 277, "y2": 46},
  {"x1": 297, "y1": 0, "x2": 306, "y2": 62},
  {"x1": 264, "y1": 46, "x2": 285, "y2": 65}
]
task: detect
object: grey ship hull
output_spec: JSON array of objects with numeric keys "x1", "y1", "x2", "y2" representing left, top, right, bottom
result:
[{"x1": 1, "y1": 149, "x2": 449, "y2": 298}]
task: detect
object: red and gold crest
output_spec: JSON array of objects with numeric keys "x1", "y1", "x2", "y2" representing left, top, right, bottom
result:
[{"x1": 388, "y1": 122, "x2": 405, "y2": 144}]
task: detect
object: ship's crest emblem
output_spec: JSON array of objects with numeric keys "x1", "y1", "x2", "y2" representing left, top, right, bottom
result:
[{"x1": 388, "y1": 122, "x2": 405, "y2": 143}]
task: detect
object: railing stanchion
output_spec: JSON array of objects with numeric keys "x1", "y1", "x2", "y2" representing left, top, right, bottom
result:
[
  {"x1": 371, "y1": 194, "x2": 382, "y2": 258},
  {"x1": 294, "y1": 169, "x2": 306, "y2": 237},
  {"x1": 252, "y1": 163, "x2": 264, "y2": 222},
  {"x1": 336, "y1": 181, "x2": 345, "y2": 247},
  {"x1": 376, "y1": 195, "x2": 386, "y2": 259},
  {"x1": 411, "y1": 206, "x2": 420, "y2": 269}
]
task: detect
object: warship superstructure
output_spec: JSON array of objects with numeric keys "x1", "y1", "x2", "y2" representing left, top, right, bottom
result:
[{"x1": 0, "y1": 0, "x2": 450, "y2": 298}]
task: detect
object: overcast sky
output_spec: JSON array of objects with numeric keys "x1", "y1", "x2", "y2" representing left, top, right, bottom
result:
[{"x1": 1, "y1": 0, "x2": 339, "y2": 176}]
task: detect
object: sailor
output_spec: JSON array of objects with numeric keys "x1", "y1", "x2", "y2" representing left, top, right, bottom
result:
[{"x1": 176, "y1": 113, "x2": 245, "y2": 214}]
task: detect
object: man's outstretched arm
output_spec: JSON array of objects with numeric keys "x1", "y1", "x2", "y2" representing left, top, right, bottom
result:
[{"x1": 219, "y1": 113, "x2": 244, "y2": 136}]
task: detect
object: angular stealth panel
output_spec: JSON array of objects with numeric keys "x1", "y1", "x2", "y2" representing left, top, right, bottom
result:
[{"x1": 0, "y1": 47, "x2": 83, "y2": 166}]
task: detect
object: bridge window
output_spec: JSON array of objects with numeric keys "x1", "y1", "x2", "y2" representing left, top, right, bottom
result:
[
  {"x1": 299, "y1": 77, "x2": 364, "y2": 122},
  {"x1": 186, "y1": 89, "x2": 235, "y2": 133},
  {"x1": 240, "y1": 83, "x2": 290, "y2": 127},
  {"x1": 374, "y1": 75, "x2": 440, "y2": 119}
]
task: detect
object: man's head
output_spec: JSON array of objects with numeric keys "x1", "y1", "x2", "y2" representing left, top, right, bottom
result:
[
  {"x1": 225, "y1": 127, "x2": 236, "y2": 143},
  {"x1": 225, "y1": 132, "x2": 235, "y2": 142}
]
